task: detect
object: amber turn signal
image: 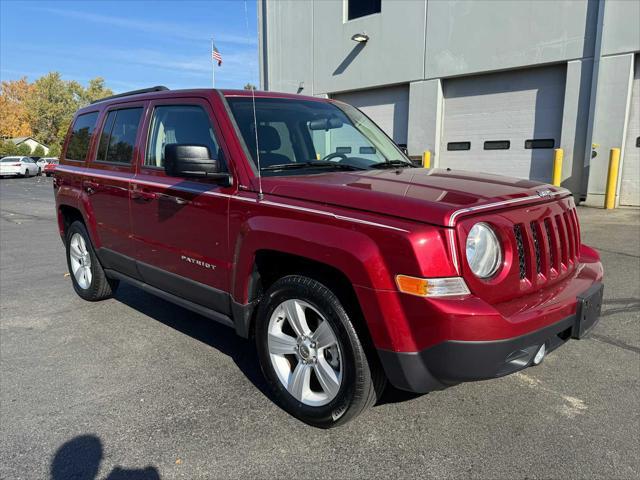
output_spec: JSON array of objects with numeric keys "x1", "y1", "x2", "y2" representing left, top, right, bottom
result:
[
  {"x1": 395, "y1": 275, "x2": 471, "y2": 297},
  {"x1": 396, "y1": 275, "x2": 429, "y2": 296}
]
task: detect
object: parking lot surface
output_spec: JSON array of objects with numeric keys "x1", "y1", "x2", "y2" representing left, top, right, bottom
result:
[{"x1": 1, "y1": 176, "x2": 639, "y2": 479}]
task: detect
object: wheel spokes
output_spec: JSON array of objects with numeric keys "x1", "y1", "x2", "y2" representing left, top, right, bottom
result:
[
  {"x1": 311, "y1": 320, "x2": 336, "y2": 349},
  {"x1": 314, "y1": 356, "x2": 340, "y2": 398},
  {"x1": 69, "y1": 242, "x2": 82, "y2": 260},
  {"x1": 268, "y1": 332, "x2": 298, "y2": 355},
  {"x1": 282, "y1": 300, "x2": 310, "y2": 337},
  {"x1": 288, "y1": 362, "x2": 311, "y2": 401}
]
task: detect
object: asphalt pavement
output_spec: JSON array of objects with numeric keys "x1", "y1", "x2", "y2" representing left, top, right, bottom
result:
[{"x1": 1, "y1": 176, "x2": 638, "y2": 479}]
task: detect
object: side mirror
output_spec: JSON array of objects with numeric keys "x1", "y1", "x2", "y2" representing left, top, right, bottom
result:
[{"x1": 164, "y1": 144, "x2": 232, "y2": 186}]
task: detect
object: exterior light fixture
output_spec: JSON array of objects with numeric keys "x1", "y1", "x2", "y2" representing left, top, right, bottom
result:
[{"x1": 351, "y1": 33, "x2": 369, "y2": 43}]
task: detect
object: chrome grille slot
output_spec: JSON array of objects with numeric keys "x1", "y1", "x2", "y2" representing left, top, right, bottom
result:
[
  {"x1": 555, "y1": 214, "x2": 568, "y2": 266},
  {"x1": 513, "y1": 224, "x2": 527, "y2": 280},
  {"x1": 530, "y1": 221, "x2": 542, "y2": 274},
  {"x1": 544, "y1": 218, "x2": 556, "y2": 270}
]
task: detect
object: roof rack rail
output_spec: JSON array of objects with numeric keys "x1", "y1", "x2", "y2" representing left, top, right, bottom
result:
[{"x1": 90, "y1": 86, "x2": 169, "y2": 104}]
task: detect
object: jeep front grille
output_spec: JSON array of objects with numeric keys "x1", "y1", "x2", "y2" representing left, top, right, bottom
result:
[{"x1": 513, "y1": 207, "x2": 580, "y2": 281}]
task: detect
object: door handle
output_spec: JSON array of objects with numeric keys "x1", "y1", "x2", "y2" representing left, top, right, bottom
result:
[
  {"x1": 131, "y1": 188, "x2": 157, "y2": 201},
  {"x1": 84, "y1": 180, "x2": 99, "y2": 195}
]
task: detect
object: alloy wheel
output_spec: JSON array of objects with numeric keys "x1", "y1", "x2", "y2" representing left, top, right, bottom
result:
[
  {"x1": 69, "y1": 233, "x2": 92, "y2": 289},
  {"x1": 267, "y1": 299, "x2": 343, "y2": 406}
]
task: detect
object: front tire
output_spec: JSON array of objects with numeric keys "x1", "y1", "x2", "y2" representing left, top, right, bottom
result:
[
  {"x1": 65, "y1": 221, "x2": 118, "y2": 301},
  {"x1": 255, "y1": 275, "x2": 384, "y2": 428}
]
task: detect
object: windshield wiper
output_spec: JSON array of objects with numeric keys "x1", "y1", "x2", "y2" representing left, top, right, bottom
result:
[
  {"x1": 260, "y1": 161, "x2": 365, "y2": 172},
  {"x1": 368, "y1": 159, "x2": 415, "y2": 169}
]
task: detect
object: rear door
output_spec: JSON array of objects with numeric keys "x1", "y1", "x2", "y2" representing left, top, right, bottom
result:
[
  {"x1": 84, "y1": 103, "x2": 145, "y2": 277},
  {"x1": 129, "y1": 97, "x2": 233, "y2": 314}
]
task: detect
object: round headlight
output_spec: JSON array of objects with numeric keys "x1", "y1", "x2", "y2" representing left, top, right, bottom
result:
[{"x1": 465, "y1": 222, "x2": 502, "y2": 279}]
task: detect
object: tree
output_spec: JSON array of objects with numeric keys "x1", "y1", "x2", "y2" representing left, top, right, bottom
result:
[
  {"x1": 16, "y1": 143, "x2": 32, "y2": 155},
  {"x1": 0, "y1": 140, "x2": 19, "y2": 157},
  {"x1": 243, "y1": 83, "x2": 257, "y2": 91},
  {"x1": 25, "y1": 72, "x2": 78, "y2": 149},
  {"x1": 24, "y1": 73, "x2": 113, "y2": 155},
  {"x1": 33, "y1": 145, "x2": 46, "y2": 156},
  {"x1": 47, "y1": 143, "x2": 61, "y2": 158},
  {"x1": 81, "y1": 77, "x2": 113, "y2": 104},
  {"x1": 0, "y1": 77, "x2": 33, "y2": 138}
]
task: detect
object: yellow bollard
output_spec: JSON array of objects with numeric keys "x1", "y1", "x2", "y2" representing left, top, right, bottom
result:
[
  {"x1": 422, "y1": 150, "x2": 431, "y2": 169},
  {"x1": 552, "y1": 148, "x2": 563, "y2": 186},
  {"x1": 605, "y1": 148, "x2": 621, "y2": 209}
]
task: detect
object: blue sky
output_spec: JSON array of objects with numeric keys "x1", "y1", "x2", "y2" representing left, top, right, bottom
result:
[{"x1": 0, "y1": 0, "x2": 258, "y2": 92}]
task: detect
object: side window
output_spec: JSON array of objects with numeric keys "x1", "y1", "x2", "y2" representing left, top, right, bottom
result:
[
  {"x1": 96, "y1": 108, "x2": 143, "y2": 164},
  {"x1": 66, "y1": 112, "x2": 99, "y2": 161},
  {"x1": 145, "y1": 105, "x2": 221, "y2": 169}
]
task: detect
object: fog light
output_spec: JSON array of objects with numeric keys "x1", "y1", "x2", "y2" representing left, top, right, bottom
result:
[{"x1": 533, "y1": 344, "x2": 546, "y2": 365}]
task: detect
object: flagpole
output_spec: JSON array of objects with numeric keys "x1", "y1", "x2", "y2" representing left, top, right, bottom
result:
[{"x1": 211, "y1": 38, "x2": 215, "y2": 88}]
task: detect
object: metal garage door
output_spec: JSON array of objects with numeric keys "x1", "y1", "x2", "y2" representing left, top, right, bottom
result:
[
  {"x1": 439, "y1": 65, "x2": 566, "y2": 182},
  {"x1": 332, "y1": 85, "x2": 409, "y2": 146},
  {"x1": 620, "y1": 55, "x2": 640, "y2": 206}
]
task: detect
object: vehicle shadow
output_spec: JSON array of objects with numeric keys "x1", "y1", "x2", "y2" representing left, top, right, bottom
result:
[
  {"x1": 113, "y1": 282, "x2": 427, "y2": 408},
  {"x1": 51, "y1": 434, "x2": 160, "y2": 480},
  {"x1": 113, "y1": 282, "x2": 271, "y2": 399}
]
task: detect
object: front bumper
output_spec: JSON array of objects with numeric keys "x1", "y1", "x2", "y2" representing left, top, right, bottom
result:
[{"x1": 378, "y1": 282, "x2": 603, "y2": 393}]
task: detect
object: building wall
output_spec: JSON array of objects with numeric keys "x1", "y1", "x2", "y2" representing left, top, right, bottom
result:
[{"x1": 260, "y1": 0, "x2": 640, "y2": 205}]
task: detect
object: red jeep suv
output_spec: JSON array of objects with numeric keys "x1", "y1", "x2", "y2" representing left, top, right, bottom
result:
[{"x1": 54, "y1": 86, "x2": 604, "y2": 427}]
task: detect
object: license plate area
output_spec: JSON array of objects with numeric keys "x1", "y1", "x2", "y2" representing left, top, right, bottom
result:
[{"x1": 573, "y1": 283, "x2": 604, "y2": 339}]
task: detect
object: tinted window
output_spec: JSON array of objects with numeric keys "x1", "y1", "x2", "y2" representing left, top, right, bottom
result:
[
  {"x1": 66, "y1": 112, "x2": 99, "y2": 161},
  {"x1": 447, "y1": 142, "x2": 471, "y2": 151},
  {"x1": 97, "y1": 111, "x2": 117, "y2": 161},
  {"x1": 525, "y1": 138, "x2": 555, "y2": 149},
  {"x1": 146, "y1": 105, "x2": 221, "y2": 168},
  {"x1": 348, "y1": 0, "x2": 381, "y2": 20},
  {"x1": 484, "y1": 140, "x2": 510, "y2": 150},
  {"x1": 96, "y1": 108, "x2": 143, "y2": 164}
]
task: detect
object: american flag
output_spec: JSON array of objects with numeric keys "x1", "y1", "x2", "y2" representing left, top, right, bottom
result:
[{"x1": 212, "y1": 42, "x2": 222, "y2": 66}]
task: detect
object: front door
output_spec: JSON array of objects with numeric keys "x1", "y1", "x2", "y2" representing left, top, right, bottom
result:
[{"x1": 129, "y1": 98, "x2": 232, "y2": 314}]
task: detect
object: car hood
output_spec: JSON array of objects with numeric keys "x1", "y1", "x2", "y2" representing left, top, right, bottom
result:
[{"x1": 258, "y1": 168, "x2": 570, "y2": 227}]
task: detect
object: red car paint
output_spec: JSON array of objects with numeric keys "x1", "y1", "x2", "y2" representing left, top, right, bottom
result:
[{"x1": 53, "y1": 89, "x2": 603, "y2": 389}]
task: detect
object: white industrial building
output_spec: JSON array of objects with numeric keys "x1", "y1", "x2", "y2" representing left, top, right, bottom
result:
[{"x1": 258, "y1": 0, "x2": 640, "y2": 206}]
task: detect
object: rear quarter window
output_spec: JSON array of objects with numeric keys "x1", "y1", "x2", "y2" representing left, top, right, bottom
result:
[{"x1": 65, "y1": 112, "x2": 99, "y2": 161}]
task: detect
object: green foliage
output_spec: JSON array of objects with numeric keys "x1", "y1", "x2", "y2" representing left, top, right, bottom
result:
[
  {"x1": 16, "y1": 143, "x2": 32, "y2": 155},
  {"x1": 81, "y1": 77, "x2": 112, "y2": 104},
  {"x1": 47, "y1": 143, "x2": 61, "y2": 158},
  {"x1": 33, "y1": 145, "x2": 46, "y2": 156},
  {"x1": 0, "y1": 140, "x2": 19, "y2": 157},
  {"x1": 25, "y1": 72, "x2": 78, "y2": 149}
]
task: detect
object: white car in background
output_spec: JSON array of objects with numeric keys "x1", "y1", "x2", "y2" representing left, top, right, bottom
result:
[{"x1": 0, "y1": 156, "x2": 41, "y2": 177}]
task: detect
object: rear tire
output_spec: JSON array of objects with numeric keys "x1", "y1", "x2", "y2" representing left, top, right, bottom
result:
[
  {"x1": 65, "y1": 221, "x2": 118, "y2": 301},
  {"x1": 24, "y1": 169, "x2": 30, "y2": 177},
  {"x1": 255, "y1": 275, "x2": 384, "y2": 428}
]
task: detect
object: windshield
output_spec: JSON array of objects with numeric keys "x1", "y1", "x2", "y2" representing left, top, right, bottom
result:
[{"x1": 225, "y1": 96, "x2": 413, "y2": 176}]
